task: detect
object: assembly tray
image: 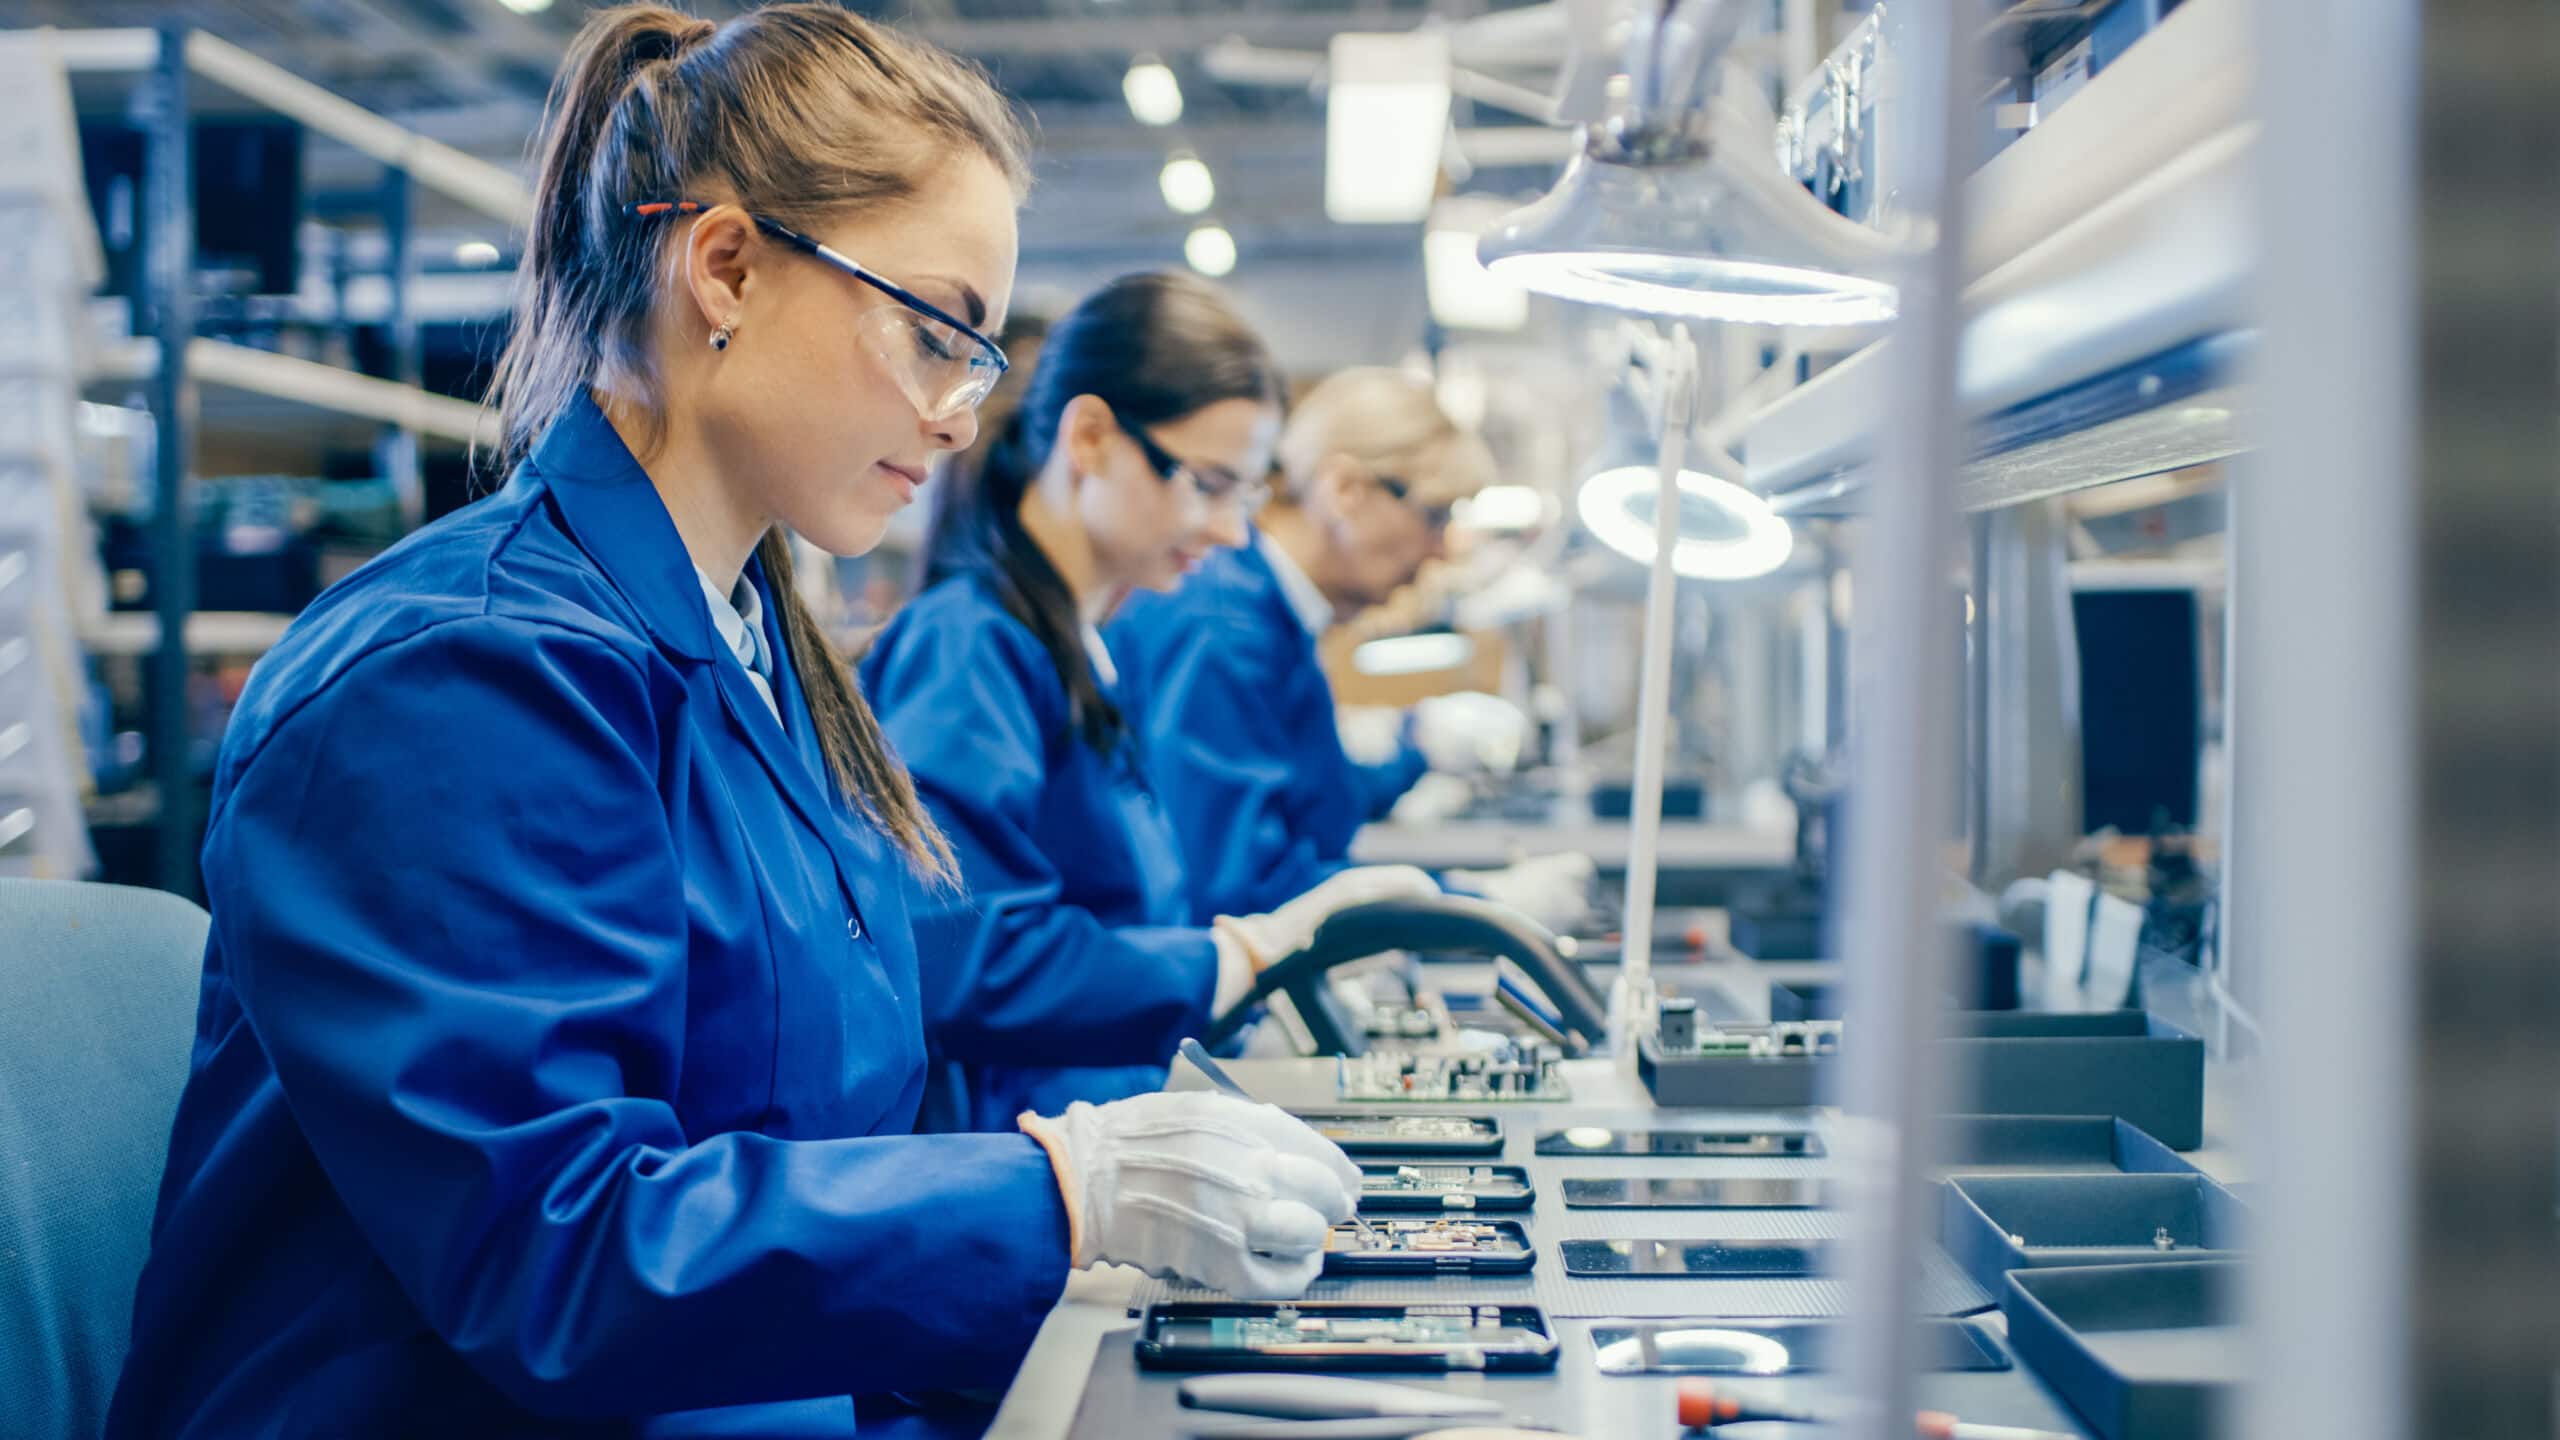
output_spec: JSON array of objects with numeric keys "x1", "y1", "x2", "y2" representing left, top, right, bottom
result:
[
  {"x1": 1940, "y1": 1012, "x2": 2207, "y2": 1149},
  {"x1": 1934, "y1": 1116, "x2": 2198, "y2": 1177},
  {"x1": 1942, "y1": 1172, "x2": 2248, "y2": 1293},
  {"x1": 2002, "y1": 1261, "x2": 2242, "y2": 1440}
]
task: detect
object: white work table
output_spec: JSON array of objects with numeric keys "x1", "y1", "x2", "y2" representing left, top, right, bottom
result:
[
  {"x1": 1349, "y1": 818, "x2": 1796, "y2": 874},
  {"x1": 981, "y1": 1041, "x2": 2250, "y2": 1440}
]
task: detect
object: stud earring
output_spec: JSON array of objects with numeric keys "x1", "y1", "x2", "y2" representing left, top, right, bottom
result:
[{"x1": 710, "y1": 320, "x2": 736, "y2": 351}]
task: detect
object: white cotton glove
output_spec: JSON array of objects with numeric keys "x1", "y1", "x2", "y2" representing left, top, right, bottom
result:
[
  {"x1": 1409, "y1": 692, "x2": 1532, "y2": 774},
  {"x1": 1214, "y1": 865, "x2": 1441, "y2": 971},
  {"x1": 1388, "y1": 771, "x2": 1477, "y2": 826},
  {"x1": 1019, "y1": 1091, "x2": 1362, "y2": 1300},
  {"x1": 1446, "y1": 852, "x2": 1598, "y2": 932},
  {"x1": 1336, "y1": 705, "x2": 1409, "y2": 767}
]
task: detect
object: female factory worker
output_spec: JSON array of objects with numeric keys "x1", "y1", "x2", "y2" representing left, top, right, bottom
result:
[
  {"x1": 863, "y1": 274, "x2": 1438, "y2": 1131},
  {"x1": 1110, "y1": 369, "x2": 1568, "y2": 925},
  {"x1": 106, "y1": 8, "x2": 1361, "y2": 1438}
]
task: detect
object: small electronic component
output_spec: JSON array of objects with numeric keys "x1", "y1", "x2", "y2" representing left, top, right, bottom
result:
[
  {"x1": 1656, "y1": 1016, "x2": 1844, "y2": 1059},
  {"x1": 1357, "y1": 1163, "x2": 1535, "y2": 1212},
  {"x1": 1321, "y1": 1217, "x2": 1535, "y2": 1275},
  {"x1": 1334, "y1": 1044, "x2": 1570, "y2": 1103},
  {"x1": 1657, "y1": 995, "x2": 1699, "y2": 1050},
  {"x1": 1362, "y1": 1002, "x2": 1444, "y2": 1040},
  {"x1": 1328, "y1": 1218, "x2": 1508, "y2": 1253},
  {"x1": 1240, "y1": 1308, "x2": 1485, "y2": 1345}
]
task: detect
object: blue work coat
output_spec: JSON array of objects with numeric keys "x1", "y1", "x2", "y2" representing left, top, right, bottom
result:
[
  {"x1": 106, "y1": 395, "x2": 1070, "y2": 1440},
  {"x1": 1107, "y1": 538, "x2": 1428, "y2": 925},
  {"x1": 863, "y1": 577, "x2": 1217, "y2": 1131}
]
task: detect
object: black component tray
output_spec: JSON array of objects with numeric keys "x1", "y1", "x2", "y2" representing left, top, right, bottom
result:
[
  {"x1": 1942, "y1": 1172, "x2": 2248, "y2": 1293},
  {"x1": 1942, "y1": 1011, "x2": 2207, "y2": 1149},
  {"x1": 1933, "y1": 1115, "x2": 2197, "y2": 1177},
  {"x1": 2002, "y1": 1261, "x2": 2242, "y2": 1439},
  {"x1": 1357, "y1": 1162, "x2": 1535, "y2": 1213},
  {"x1": 1322, "y1": 1217, "x2": 1536, "y2": 1276},
  {"x1": 1296, "y1": 1112, "x2": 1505, "y2": 1157},
  {"x1": 1135, "y1": 1302, "x2": 1560, "y2": 1373}
]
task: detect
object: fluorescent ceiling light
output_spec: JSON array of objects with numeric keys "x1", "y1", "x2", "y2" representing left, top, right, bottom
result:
[
  {"x1": 1158, "y1": 155, "x2": 1215, "y2": 216},
  {"x1": 1576, "y1": 464, "x2": 1795, "y2": 580},
  {"x1": 1352, "y1": 631, "x2": 1475, "y2": 676},
  {"x1": 453, "y1": 240, "x2": 501, "y2": 267},
  {"x1": 1480, "y1": 96, "x2": 1900, "y2": 326},
  {"x1": 1456, "y1": 483, "x2": 1548, "y2": 531},
  {"x1": 1184, "y1": 225, "x2": 1237, "y2": 278},
  {"x1": 495, "y1": 0, "x2": 552, "y2": 12},
  {"x1": 1424, "y1": 197, "x2": 1530, "y2": 331},
  {"x1": 1124, "y1": 58, "x2": 1184, "y2": 127},
  {"x1": 1325, "y1": 32, "x2": 1452, "y2": 224}
]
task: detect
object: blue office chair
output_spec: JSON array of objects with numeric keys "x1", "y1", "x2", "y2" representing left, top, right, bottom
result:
[{"x1": 0, "y1": 879, "x2": 208, "y2": 1440}]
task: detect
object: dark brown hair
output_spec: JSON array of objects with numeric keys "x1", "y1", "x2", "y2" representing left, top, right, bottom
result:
[
  {"x1": 488, "y1": 3, "x2": 1032, "y2": 880},
  {"x1": 918, "y1": 272, "x2": 1283, "y2": 752}
]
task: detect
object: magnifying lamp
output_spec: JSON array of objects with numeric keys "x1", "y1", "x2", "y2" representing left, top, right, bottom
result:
[
  {"x1": 1478, "y1": 2, "x2": 1902, "y2": 325},
  {"x1": 1576, "y1": 462, "x2": 1795, "y2": 579}
]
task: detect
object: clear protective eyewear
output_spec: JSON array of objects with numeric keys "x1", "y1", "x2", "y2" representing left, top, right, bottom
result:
[
  {"x1": 628, "y1": 201, "x2": 1010, "y2": 421},
  {"x1": 1375, "y1": 473, "x2": 1457, "y2": 533},
  {"x1": 1115, "y1": 412, "x2": 1271, "y2": 515}
]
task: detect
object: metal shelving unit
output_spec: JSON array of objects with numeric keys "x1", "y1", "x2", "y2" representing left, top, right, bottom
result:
[{"x1": 5, "y1": 23, "x2": 525, "y2": 894}]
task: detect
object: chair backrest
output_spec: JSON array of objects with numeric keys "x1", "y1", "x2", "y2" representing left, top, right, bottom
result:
[{"x1": 0, "y1": 879, "x2": 208, "y2": 1440}]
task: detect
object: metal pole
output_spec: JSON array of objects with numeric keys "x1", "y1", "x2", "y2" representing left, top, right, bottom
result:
[
  {"x1": 2242, "y1": 1, "x2": 2560, "y2": 1435},
  {"x1": 379, "y1": 166, "x2": 424, "y2": 529},
  {"x1": 144, "y1": 25, "x2": 196, "y2": 899},
  {"x1": 1832, "y1": 0, "x2": 1971, "y2": 1429},
  {"x1": 1613, "y1": 325, "x2": 1695, "y2": 1058}
]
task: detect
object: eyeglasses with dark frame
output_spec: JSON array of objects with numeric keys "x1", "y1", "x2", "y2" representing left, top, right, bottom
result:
[
  {"x1": 1375, "y1": 473, "x2": 1457, "y2": 532},
  {"x1": 627, "y1": 200, "x2": 1009, "y2": 420},
  {"x1": 1114, "y1": 412, "x2": 1272, "y2": 513}
]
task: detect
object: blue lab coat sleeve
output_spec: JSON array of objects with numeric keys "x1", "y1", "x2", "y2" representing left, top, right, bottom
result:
[
  {"x1": 864, "y1": 606, "x2": 1218, "y2": 1068},
  {"x1": 1350, "y1": 739, "x2": 1432, "y2": 822},
  {"x1": 204, "y1": 617, "x2": 1070, "y2": 1417},
  {"x1": 1126, "y1": 612, "x2": 1350, "y2": 922}
]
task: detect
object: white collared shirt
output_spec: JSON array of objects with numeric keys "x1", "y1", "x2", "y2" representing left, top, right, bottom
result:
[
  {"x1": 1081, "y1": 622, "x2": 1119, "y2": 690},
  {"x1": 697, "y1": 566, "x2": 782, "y2": 725},
  {"x1": 1255, "y1": 529, "x2": 1334, "y2": 637}
]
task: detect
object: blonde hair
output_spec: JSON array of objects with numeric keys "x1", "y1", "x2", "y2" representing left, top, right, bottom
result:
[
  {"x1": 486, "y1": 3, "x2": 1031, "y2": 882},
  {"x1": 1273, "y1": 367, "x2": 1496, "y2": 504}
]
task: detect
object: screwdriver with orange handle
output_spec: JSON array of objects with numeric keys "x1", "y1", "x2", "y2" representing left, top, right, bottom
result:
[{"x1": 1677, "y1": 1380, "x2": 2077, "y2": 1439}]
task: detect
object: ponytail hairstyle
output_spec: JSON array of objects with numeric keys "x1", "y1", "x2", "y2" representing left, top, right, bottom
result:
[
  {"x1": 918, "y1": 272, "x2": 1283, "y2": 753},
  {"x1": 487, "y1": 3, "x2": 1030, "y2": 882}
]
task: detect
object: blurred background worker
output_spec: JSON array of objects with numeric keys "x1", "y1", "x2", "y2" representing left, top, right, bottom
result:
[
  {"x1": 865, "y1": 275, "x2": 1438, "y2": 1132},
  {"x1": 1111, "y1": 368, "x2": 1591, "y2": 930}
]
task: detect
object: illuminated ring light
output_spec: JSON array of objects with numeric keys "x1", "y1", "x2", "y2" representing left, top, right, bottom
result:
[
  {"x1": 1487, "y1": 251, "x2": 1899, "y2": 328},
  {"x1": 1644, "y1": 1327, "x2": 1798, "y2": 1375},
  {"x1": 1351, "y1": 632, "x2": 1475, "y2": 676},
  {"x1": 1576, "y1": 464, "x2": 1795, "y2": 580}
]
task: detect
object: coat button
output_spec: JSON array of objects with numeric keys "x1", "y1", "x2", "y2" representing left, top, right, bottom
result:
[{"x1": 845, "y1": 915, "x2": 863, "y2": 942}]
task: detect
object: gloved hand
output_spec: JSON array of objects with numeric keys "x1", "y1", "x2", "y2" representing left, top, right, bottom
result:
[
  {"x1": 1409, "y1": 692, "x2": 1531, "y2": 774},
  {"x1": 1214, "y1": 865, "x2": 1440, "y2": 972},
  {"x1": 1446, "y1": 852, "x2": 1597, "y2": 932},
  {"x1": 1388, "y1": 771, "x2": 1477, "y2": 825},
  {"x1": 1336, "y1": 705, "x2": 1410, "y2": 767},
  {"x1": 1018, "y1": 1091, "x2": 1361, "y2": 1300}
]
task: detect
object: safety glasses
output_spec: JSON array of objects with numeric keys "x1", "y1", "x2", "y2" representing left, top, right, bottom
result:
[
  {"x1": 628, "y1": 201, "x2": 1009, "y2": 421},
  {"x1": 1116, "y1": 412, "x2": 1272, "y2": 515},
  {"x1": 1375, "y1": 473, "x2": 1457, "y2": 533}
]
